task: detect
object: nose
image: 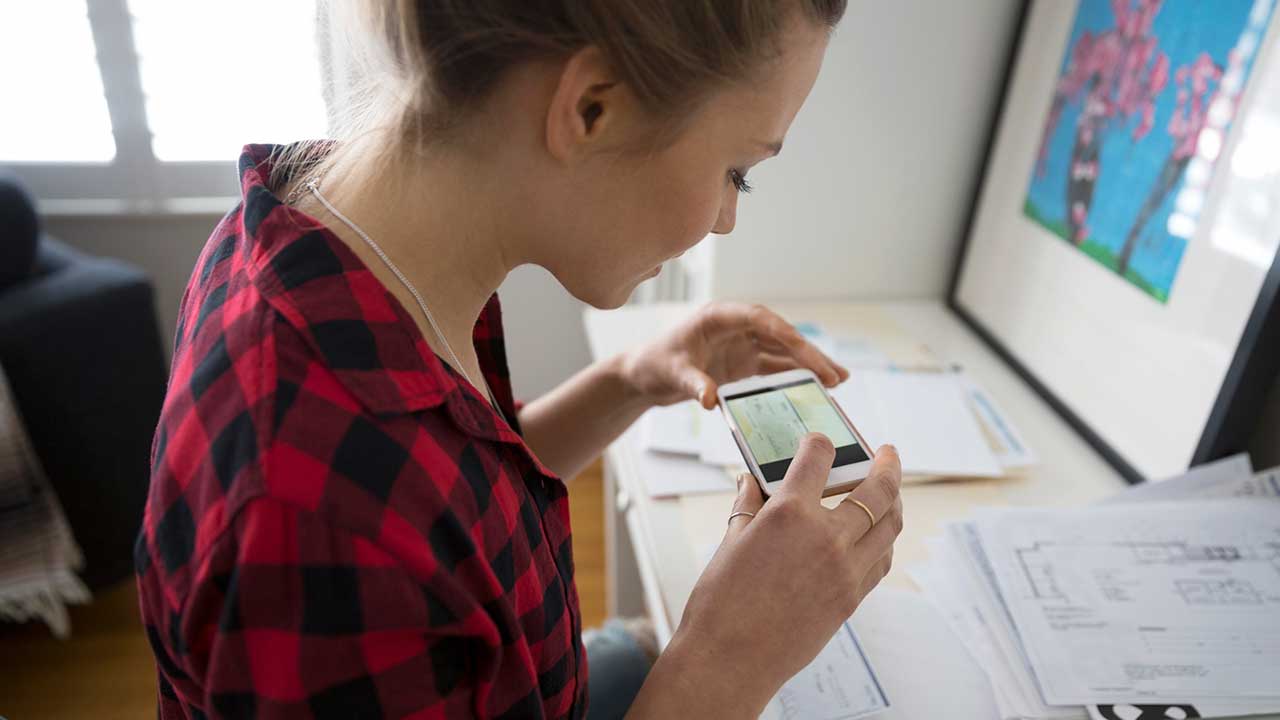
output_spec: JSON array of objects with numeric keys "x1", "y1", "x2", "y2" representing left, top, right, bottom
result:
[{"x1": 711, "y1": 192, "x2": 738, "y2": 235}]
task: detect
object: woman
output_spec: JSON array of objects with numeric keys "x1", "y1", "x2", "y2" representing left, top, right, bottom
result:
[{"x1": 135, "y1": 1, "x2": 904, "y2": 718}]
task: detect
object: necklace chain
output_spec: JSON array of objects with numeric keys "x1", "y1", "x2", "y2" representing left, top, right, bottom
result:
[{"x1": 302, "y1": 178, "x2": 501, "y2": 413}]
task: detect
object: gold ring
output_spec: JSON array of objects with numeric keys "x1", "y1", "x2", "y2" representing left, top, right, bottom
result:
[
  {"x1": 849, "y1": 498, "x2": 876, "y2": 528},
  {"x1": 726, "y1": 511, "x2": 756, "y2": 526}
]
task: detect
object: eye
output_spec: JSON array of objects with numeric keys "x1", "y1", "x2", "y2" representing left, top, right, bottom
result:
[{"x1": 729, "y1": 169, "x2": 753, "y2": 194}]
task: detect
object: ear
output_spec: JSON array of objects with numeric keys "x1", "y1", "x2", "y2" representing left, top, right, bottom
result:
[{"x1": 545, "y1": 46, "x2": 620, "y2": 164}]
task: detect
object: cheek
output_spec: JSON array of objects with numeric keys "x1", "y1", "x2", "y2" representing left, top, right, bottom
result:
[
  {"x1": 593, "y1": 146, "x2": 726, "y2": 279},
  {"x1": 650, "y1": 167, "x2": 725, "y2": 252}
]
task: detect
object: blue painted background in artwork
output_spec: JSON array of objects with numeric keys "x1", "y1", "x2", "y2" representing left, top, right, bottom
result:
[{"x1": 1024, "y1": 0, "x2": 1272, "y2": 302}]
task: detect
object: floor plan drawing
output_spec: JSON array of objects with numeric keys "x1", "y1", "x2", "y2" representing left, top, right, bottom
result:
[{"x1": 973, "y1": 499, "x2": 1280, "y2": 705}]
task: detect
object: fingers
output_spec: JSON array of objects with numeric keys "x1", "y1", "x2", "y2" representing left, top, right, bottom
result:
[
  {"x1": 678, "y1": 365, "x2": 717, "y2": 409},
  {"x1": 856, "y1": 496, "x2": 904, "y2": 560},
  {"x1": 853, "y1": 547, "x2": 895, "y2": 606},
  {"x1": 760, "y1": 338, "x2": 845, "y2": 387},
  {"x1": 754, "y1": 353, "x2": 803, "y2": 376},
  {"x1": 776, "y1": 433, "x2": 836, "y2": 501},
  {"x1": 693, "y1": 303, "x2": 848, "y2": 394},
  {"x1": 725, "y1": 472, "x2": 765, "y2": 541},
  {"x1": 693, "y1": 301, "x2": 764, "y2": 340},
  {"x1": 845, "y1": 507, "x2": 901, "y2": 611},
  {"x1": 734, "y1": 304, "x2": 846, "y2": 387},
  {"x1": 746, "y1": 310, "x2": 843, "y2": 387},
  {"x1": 697, "y1": 303, "x2": 804, "y2": 352},
  {"x1": 834, "y1": 445, "x2": 901, "y2": 540},
  {"x1": 834, "y1": 362, "x2": 851, "y2": 383}
]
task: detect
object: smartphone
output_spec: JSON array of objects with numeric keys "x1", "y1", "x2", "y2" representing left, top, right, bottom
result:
[{"x1": 717, "y1": 368, "x2": 873, "y2": 497}]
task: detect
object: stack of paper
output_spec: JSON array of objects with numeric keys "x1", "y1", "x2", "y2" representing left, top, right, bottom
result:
[
  {"x1": 641, "y1": 400, "x2": 742, "y2": 468},
  {"x1": 696, "y1": 541, "x2": 1007, "y2": 718},
  {"x1": 810, "y1": 323, "x2": 1037, "y2": 475},
  {"x1": 832, "y1": 370, "x2": 1023, "y2": 478},
  {"x1": 910, "y1": 455, "x2": 1280, "y2": 720},
  {"x1": 636, "y1": 326, "x2": 1038, "y2": 497},
  {"x1": 797, "y1": 322, "x2": 893, "y2": 370},
  {"x1": 694, "y1": 539, "x2": 891, "y2": 719}
]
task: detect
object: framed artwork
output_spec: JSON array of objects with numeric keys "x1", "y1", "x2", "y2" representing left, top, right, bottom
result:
[{"x1": 950, "y1": 0, "x2": 1280, "y2": 483}]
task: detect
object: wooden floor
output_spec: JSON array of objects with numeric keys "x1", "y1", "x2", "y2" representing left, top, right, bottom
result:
[
  {"x1": 0, "y1": 460, "x2": 608, "y2": 719},
  {"x1": 566, "y1": 460, "x2": 608, "y2": 630}
]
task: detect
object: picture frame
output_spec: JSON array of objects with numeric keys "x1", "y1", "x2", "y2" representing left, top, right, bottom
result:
[{"x1": 948, "y1": 0, "x2": 1280, "y2": 483}]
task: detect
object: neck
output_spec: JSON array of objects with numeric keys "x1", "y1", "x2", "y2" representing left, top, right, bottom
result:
[{"x1": 309, "y1": 136, "x2": 525, "y2": 360}]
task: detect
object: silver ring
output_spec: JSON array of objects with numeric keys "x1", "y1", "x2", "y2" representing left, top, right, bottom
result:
[{"x1": 726, "y1": 511, "x2": 756, "y2": 526}]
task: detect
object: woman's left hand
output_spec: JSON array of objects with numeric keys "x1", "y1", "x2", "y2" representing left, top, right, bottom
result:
[{"x1": 620, "y1": 302, "x2": 850, "y2": 410}]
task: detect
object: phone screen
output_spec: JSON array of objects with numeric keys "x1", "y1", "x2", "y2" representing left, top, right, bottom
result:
[{"x1": 725, "y1": 379, "x2": 868, "y2": 482}]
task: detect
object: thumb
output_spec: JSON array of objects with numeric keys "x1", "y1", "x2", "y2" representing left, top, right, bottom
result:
[
  {"x1": 678, "y1": 365, "x2": 717, "y2": 409},
  {"x1": 724, "y1": 473, "x2": 765, "y2": 542}
]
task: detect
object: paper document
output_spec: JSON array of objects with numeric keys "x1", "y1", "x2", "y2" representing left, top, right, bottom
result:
[
  {"x1": 815, "y1": 336, "x2": 894, "y2": 370},
  {"x1": 694, "y1": 541, "x2": 889, "y2": 720},
  {"x1": 1242, "y1": 467, "x2": 1280, "y2": 498},
  {"x1": 797, "y1": 323, "x2": 933, "y2": 371},
  {"x1": 759, "y1": 624, "x2": 890, "y2": 720},
  {"x1": 640, "y1": 401, "x2": 745, "y2": 468},
  {"x1": 1102, "y1": 453, "x2": 1256, "y2": 505},
  {"x1": 642, "y1": 331, "x2": 1027, "y2": 483},
  {"x1": 698, "y1": 417, "x2": 744, "y2": 468},
  {"x1": 641, "y1": 401, "x2": 708, "y2": 457},
  {"x1": 974, "y1": 499, "x2": 1280, "y2": 705},
  {"x1": 1259, "y1": 465, "x2": 1280, "y2": 496},
  {"x1": 940, "y1": 525, "x2": 1086, "y2": 720},
  {"x1": 1087, "y1": 456, "x2": 1280, "y2": 720},
  {"x1": 962, "y1": 376, "x2": 1037, "y2": 469},
  {"x1": 832, "y1": 370, "x2": 1003, "y2": 478},
  {"x1": 850, "y1": 587, "x2": 1003, "y2": 720},
  {"x1": 912, "y1": 459, "x2": 1280, "y2": 720},
  {"x1": 630, "y1": 436, "x2": 734, "y2": 497},
  {"x1": 908, "y1": 560, "x2": 1037, "y2": 720}
]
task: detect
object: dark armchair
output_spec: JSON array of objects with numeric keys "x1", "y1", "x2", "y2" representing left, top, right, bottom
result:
[{"x1": 0, "y1": 173, "x2": 167, "y2": 589}]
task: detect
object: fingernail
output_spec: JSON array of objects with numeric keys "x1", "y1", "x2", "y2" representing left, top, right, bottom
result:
[{"x1": 736, "y1": 474, "x2": 745, "y2": 491}]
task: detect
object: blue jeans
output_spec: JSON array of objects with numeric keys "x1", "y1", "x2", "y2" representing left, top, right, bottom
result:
[{"x1": 583, "y1": 620, "x2": 654, "y2": 720}]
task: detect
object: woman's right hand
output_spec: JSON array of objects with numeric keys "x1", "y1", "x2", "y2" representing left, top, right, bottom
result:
[{"x1": 630, "y1": 434, "x2": 903, "y2": 718}]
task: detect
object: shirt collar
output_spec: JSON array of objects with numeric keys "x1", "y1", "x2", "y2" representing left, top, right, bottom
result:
[{"x1": 235, "y1": 143, "x2": 543, "y2": 460}]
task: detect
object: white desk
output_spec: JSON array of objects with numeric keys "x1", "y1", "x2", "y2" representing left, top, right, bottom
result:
[{"x1": 583, "y1": 300, "x2": 1129, "y2": 644}]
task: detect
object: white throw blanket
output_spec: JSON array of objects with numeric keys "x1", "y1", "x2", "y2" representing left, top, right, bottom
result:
[{"x1": 0, "y1": 362, "x2": 89, "y2": 637}]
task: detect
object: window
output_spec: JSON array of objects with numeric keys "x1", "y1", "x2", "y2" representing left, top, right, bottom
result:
[
  {"x1": 0, "y1": 3, "x2": 115, "y2": 162},
  {"x1": 130, "y1": 0, "x2": 326, "y2": 161},
  {"x1": 0, "y1": 0, "x2": 327, "y2": 205}
]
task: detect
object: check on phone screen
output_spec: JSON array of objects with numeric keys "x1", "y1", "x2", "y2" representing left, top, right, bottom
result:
[{"x1": 724, "y1": 379, "x2": 868, "y2": 482}]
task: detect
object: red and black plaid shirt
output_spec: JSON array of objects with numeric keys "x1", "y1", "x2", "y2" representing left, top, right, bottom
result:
[{"x1": 135, "y1": 144, "x2": 587, "y2": 719}]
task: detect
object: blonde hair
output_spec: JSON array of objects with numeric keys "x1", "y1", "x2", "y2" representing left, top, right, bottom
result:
[{"x1": 276, "y1": 0, "x2": 846, "y2": 188}]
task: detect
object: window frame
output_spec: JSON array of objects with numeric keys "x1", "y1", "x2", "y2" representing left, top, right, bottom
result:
[{"x1": 3, "y1": 0, "x2": 321, "y2": 210}]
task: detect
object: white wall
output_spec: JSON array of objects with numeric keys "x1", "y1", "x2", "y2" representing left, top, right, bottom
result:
[
  {"x1": 43, "y1": 214, "x2": 591, "y2": 400},
  {"x1": 38, "y1": 0, "x2": 1279, "y2": 462},
  {"x1": 35, "y1": 209, "x2": 1280, "y2": 470},
  {"x1": 705, "y1": 0, "x2": 1023, "y2": 302},
  {"x1": 491, "y1": 264, "x2": 592, "y2": 398}
]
